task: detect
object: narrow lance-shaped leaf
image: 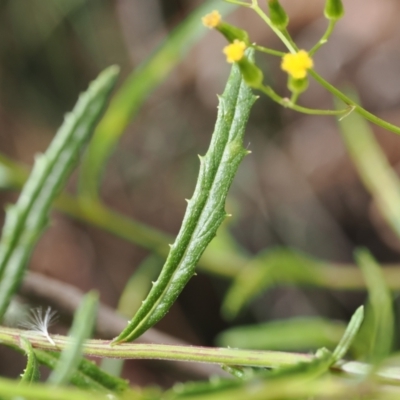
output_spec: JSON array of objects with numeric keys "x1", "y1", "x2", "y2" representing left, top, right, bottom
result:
[
  {"x1": 113, "y1": 53, "x2": 257, "y2": 343},
  {"x1": 0, "y1": 66, "x2": 119, "y2": 319},
  {"x1": 48, "y1": 291, "x2": 98, "y2": 386},
  {"x1": 331, "y1": 305, "x2": 364, "y2": 363}
]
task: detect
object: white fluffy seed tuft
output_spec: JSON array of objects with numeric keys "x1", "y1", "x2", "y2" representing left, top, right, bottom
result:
[{"x1": 19, "y1": 306, "x2": 58, "y2": 346}]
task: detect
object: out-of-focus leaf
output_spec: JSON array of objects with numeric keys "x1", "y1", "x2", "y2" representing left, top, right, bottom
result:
[
  {"x1": 336, "y1": 93, "x2": 400, "y2": 242},
  {"x1": 355, "y1": 249, "x2": 394, "y2": 363},
  {"x1": 331, "y1": 306, "x2": 364, "y2": 363},
  {"x1": 168, "y1": 349, "x2": 334, "y2": 400},
  {"x1": 35, "y1": 350, "x2": 128, "y2": 393},
  {"x1": 117, "y1": 255, "x2": 164, "y2": 319},
  {"x1": 217, "y1": 317, "x2": 348, "y2": 352},
  {"x1": 78, "y1": 0, "x2": 237, "y2": 199},
  {"x1": 221, "y1": 248, "x2": 325, "y2": 319},
  {"x1": 0, "y1": 66, "x2": 119, "y2": 320},
  {"x1": 48, "y1": 292, "x2": 98, "y2": 386}
]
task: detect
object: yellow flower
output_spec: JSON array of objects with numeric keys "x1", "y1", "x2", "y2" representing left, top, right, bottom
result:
[
  {"x1": 202, "y1": 10, "x2": 221, "y2": 29},
  {"x1": 281, "y1": 50, "x2": 314, "y2": 79},
  {"x1": 223, "y1": 40, "x2": 246, "y2": 63}
]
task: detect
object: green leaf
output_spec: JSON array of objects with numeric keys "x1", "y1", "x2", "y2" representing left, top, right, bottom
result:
[
  {"x1": 78, "y1": 0, "x2": 237, "y2": 199},
  {"x1": 35, "y1": 350, "x2": 128, "y2": 393},
  {"x1": 19, "y1": 337, "x2": 40, "y2": 384},
  {"x1": 48, "y1": 292, "x2": 98, "y2": 386},
  {"x1": 222, "y1": 248, "x2": 325, "y2": 319},
  {"x1": 331, "y1": 305, "x2": 364, "y2": 363},
  {"x1": 113, "y1": 53, "x2": 257, "y2": 343},
  {"x1": 0, "y1": 66, "x2": 119, "y2": 320},
  {"x1": 336, "y1": 92, "x2": 400, "y2": 242},
  {"x1": 265, "y1": 347, "x2": 333, "y2": 380},
  {"x1": 167, "y1": 349, "x2": 333, "y2": 400},
  {"x1": 217, "y1": 317, "x2": 350, "y2": 352},
  {"x1": 355, "y1": 249, "x2": 394, "y2": 363}
]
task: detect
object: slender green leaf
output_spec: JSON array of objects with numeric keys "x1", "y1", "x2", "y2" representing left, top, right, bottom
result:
[
  {"x1": 78, "y1": 0, "x2": 237, "y2": 199},
  {"x1": 355, "y1": 249, "x2": 394, "y2": 363},
  {"x1": 336, "y1": 93, "x2": 400, "y2": 241},
  {"x1": 48, "y1": 292, "x2": 98, "y2": 386},
  {"x1": 20, "y1": 337, "x2": 40, "y2": 384},
  {"x1": 0, "y1": 66, "x2": 119, "y2": 320},
  {"x1": 331, "y1": 305, "x2": 364, "y2": 363},
  {"x1": 113, "y1": 53, "x2": 257, "y2": 343}
]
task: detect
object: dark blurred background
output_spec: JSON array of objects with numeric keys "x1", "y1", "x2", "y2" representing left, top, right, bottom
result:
[{"x1": 1, "y1": 0, "x2": 400, "y2": 386}]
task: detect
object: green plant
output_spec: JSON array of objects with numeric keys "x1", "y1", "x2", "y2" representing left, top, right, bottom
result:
[{"x1": 1, "y1": 0, "x2": 400, "y2": 399}]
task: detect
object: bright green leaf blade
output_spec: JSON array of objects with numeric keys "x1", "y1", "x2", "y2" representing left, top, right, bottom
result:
[
  {"x1": 336, "y1": 93, "x2": 400, "y2": 241},
  {"x1": 0, "y1": 66, "x2": 119, "y2": 320},
  {"x1": 20, "y1": 337, "x2": 40, "y2": 384},
  {"x1": 331, "y1": 305, "x2": 364, "y2": 363},
  {"x1": 113, "y1": 52, "x2": 257, "y2": 343},
  {"x1": 78, "y1": 0, "x2": 236, "y2": 199},
  {"x1": 355, "y1": 249, "x2": 394, "y2": 363},
  {"x1": 48, "y1": 292, "x2": 98, "y2": 386}
]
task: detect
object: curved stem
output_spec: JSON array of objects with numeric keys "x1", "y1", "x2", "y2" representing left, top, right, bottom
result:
[
  {"x1": 251, "y1": 4, "x2": 296, "y2": 53},
  {"x1": 259, "y1": 85, "x2": 350, "y2": 116},
  {"x1": 309, "y1": 20, "x2": 336, "y2": 56},
  {"x1": 309, "y1": 70, "x2": 400, "y2": 135}
]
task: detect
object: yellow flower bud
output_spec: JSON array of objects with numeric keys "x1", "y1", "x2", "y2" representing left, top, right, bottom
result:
[
  {"x1": 281, "y1": 50, "x2": 313, "y2": 79},
  {"x1": 202, "y1": 10, "x2": 221, "y2": 29},
  {"x1": 223, "y1": 40, "x2": 247, "y2": 63}
]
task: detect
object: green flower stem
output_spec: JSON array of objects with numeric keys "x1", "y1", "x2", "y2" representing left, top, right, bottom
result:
[
  {"x1": 290, "y1": 92, "x2": 300, "y2": 104},
  {"x1": 2, "y1": 327, "x2": 400, "y2": 385},
  {"x1": 246, "y1": 4, "x2": 400, "y2": 136},
  {"x1": 2, "y1": 325, "x2": 310, "y2": 366},
  {"x1": 309, "y1": 70, "x2": 400, "y2": 135},
  {"x1": 250, "y1": 3, "x2": 296, "y2": 53},
  {"x1": 280, "y1": 27, "x2": 299, "y2": 52},
  {"x1": 259, "y1": 85, "x2": 349, "y2": 116},
  {"x1": 251, "y1": 44, "x2": 285, "y2": 57},
  {"x1": 309, "y1": 20, "x2": 336, "y2": 56}
]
